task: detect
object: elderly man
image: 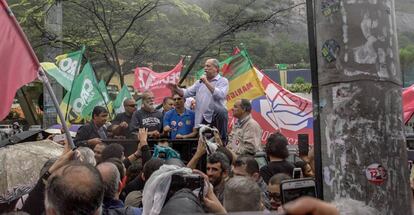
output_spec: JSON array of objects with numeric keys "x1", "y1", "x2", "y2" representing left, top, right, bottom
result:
[
  {"x1": 168, "y1": 58, "x2": 229, "y2": 142},
  {"x1": 227, "y1": 99, "x2": 262, "y2": 155},
  {"x1": 130, "y1": 91, "x2": 163, "y2": 138},
  {"x1": 110, "y1": 98, "x2": 137, "y2": 138},
  {"x1": 75, "y1": 106, "x2": 109, "y2": 148}
]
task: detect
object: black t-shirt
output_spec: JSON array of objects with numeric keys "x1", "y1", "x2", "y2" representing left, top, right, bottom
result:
[
  {"x1": 129, "y1": 109, "x2": 163, "y2": 135},
  {"x1": 111, "y1": 112, "x2": 133, "y2": 137},
  {"x1": 260, "y1": 160, "x2": 295, "y2": 184}
]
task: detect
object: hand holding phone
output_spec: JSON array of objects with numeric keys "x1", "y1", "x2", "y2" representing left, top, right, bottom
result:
[{"x1": 280, "y1": 178, "x2": 317, "y2": 204}]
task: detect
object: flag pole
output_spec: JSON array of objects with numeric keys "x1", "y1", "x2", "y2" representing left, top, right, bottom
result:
[{"x1": 39, "y1": 68, "x2": 76, "y2": 149}]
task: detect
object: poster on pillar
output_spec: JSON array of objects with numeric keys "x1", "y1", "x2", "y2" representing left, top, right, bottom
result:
[{"x1": 251, "y1": 70, "x2": 314, "y2": 145}]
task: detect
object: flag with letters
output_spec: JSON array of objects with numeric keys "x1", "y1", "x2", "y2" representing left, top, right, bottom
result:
[{"x1": 133, "y1": 59, "x2": 183, "y2": 104}]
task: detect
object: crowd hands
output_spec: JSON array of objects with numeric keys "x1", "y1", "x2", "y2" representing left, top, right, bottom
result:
[
  {"x1": 4, "y1": 126, "x2": 343, "y2": 215},
  {"x1": 3, "y1": 59, "x2": 350, "y2": 214}
]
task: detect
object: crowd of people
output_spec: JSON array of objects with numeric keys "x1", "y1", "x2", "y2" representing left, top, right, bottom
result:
[{"x1": 1, "y1": 58, "x2": 348, "y2": 214}]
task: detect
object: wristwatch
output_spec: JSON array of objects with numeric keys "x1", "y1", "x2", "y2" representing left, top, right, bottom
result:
[{"x1": 42, "y1": 170, "x2": 52, "y2": 181}]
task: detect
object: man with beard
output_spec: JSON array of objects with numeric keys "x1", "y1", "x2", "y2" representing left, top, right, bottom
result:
[
  {"x1": 207, "y1": 152, "x2": 230, "y2": 204},
  {"x1": 130, "y1": 91, "x2": 163, "y2": 138}
]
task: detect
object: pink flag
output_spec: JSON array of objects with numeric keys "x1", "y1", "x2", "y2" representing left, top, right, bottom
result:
[
  {"x1": 403, "y1": 85, "x2": 414, "y2": 124},
  {"x1": 133, "y1": 59, "x2": 183, "y2": 104},
  {"x1": 0, "y1": 0, "x2": 40, "y2": 120}
]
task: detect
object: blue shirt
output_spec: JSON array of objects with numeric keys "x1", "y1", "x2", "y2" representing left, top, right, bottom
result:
[
  {"x1": 163, "y1": 108, "x2": 195, "y2": 139},
  {"x1": 183, "y1": 74, "x2": 228, "y2": 126}
]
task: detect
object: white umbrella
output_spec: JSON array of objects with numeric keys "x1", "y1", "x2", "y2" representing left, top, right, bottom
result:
[{"x1": 0, "y1": 140, "x2": 63, "y2": 195}]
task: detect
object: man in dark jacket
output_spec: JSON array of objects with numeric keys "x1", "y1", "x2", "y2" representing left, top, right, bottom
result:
[
  {"x1": 110, "y1": 98, "x2": 137, "y2": 138},
  {"x1": 75, "y1": 106, "x2": 109, "y2": 148}
]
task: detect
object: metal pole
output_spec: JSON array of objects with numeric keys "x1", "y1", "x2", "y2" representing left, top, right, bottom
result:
[
  {"x1": 306, "y1": 0, "x2": 323, "y2": 200},
  {"x1": 39, "y1": 68, "x2": 76, "y2": 149},
  {"x1": 314, "y1": 0, "x2": 412, "y2": 213}
]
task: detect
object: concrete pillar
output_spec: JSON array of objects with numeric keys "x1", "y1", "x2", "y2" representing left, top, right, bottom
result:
[{"x1": 314, "y1": 0, "x2": 412, "y2": 213}]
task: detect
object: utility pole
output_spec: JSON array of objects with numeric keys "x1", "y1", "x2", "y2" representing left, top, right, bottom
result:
[
  {"x1": 43, "y1": 1, "x2": 63, "y2": 128},
  {"x1": 313, "y1": 0, "x2": 412, "y2": 214}
]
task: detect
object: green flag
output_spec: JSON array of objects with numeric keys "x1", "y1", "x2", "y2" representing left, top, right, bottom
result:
[
  {"x1": 60, "y1": 62, "x2": 101, "y2": 122},
  {"x1": 51, "y1": 47, "x2": 85, "y2": 90},
  {"x1": 96, "y1": 80, "x2": 114, "y2": 117},
  {"x1": 113, "y1": 85, "x2": 132, "y2": 114}
]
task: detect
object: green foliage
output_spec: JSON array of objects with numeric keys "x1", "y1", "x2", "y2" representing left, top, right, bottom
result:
[
  {"x1": 400, "y1": 45, "x2": 414, "y2": 87},
  {"x1": 293, "y1": 77, "x2": 305, "y2": 84},
  {"x1": 287, "y1": 83, "x2": 312, "y2": 93}
]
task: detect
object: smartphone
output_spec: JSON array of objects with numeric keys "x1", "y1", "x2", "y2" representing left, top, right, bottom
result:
[
  {"x1": 280, "y1": 178, "x2": 317, "y2": 204},
  {"x1": 53, "y1": 134, "x2": 66, "y2": 142},
  {"x1": 293, "y1": 167, "x2": 303, "y2": 179},
  {"x1": 298, "y1": 134, "x2": 309, "y2": 157}
]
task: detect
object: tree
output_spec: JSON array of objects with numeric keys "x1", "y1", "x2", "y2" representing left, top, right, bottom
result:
[
  {"x1": 400, "y1": 45, "x2": 414, "y2": 87},
  {"x1": 10, "y1": 0, "x2": 208, "y2": 86},
  {"x1": 180, "y1": 0, "x2": 306, "y2": 80}
]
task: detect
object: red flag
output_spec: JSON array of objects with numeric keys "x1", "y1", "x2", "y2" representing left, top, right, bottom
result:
[
  {"x1": 403, "y1": 85, "x2": 414, "y2": 124},
  {"x1": 0, "y1": 0, "x2": 39, "y2": 120},
  {"x1": 232, "y1": 47, "x2": 241, "y2": 55},
  {"x1": 133, "y1": 59, "x2": 183, "y2": 104}
]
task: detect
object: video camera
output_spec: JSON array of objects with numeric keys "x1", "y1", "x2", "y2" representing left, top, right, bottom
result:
[{"x1": 166, "y1": 172, "x2": 205, "y2": 203}]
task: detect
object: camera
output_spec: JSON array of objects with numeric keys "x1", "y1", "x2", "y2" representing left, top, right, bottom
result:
[{"x1": 166, "y1": 173, "x2": 205, "y2": 203}]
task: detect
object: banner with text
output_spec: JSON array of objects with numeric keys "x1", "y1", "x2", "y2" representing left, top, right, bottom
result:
[{"x1": 133, "y1": 59, "x2": 183, "y2": 104}]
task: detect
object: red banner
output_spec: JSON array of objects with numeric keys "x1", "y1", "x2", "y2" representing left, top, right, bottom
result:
[
  {"x1": 403, "y1": 85, "x2": 414, "y2": 124},
  {"x1": 0, "y1": 0, "x2": 40, "y2": 120},
  {"x1": 133, "y1": 60, "x2": 183, "y2": 104}
]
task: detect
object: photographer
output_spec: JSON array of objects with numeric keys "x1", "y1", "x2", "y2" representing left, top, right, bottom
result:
[{"x1": 142, "y1": 165, "x2": 226, "y2": 215}]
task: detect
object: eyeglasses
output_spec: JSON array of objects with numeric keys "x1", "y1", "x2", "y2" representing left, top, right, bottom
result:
[
  {"x1": 266, "y1": 191, "x2": 281, "y2": 200},
  {"x1": 126, "y1": 104, "x2": 136, "y2": 107},
  {"x1": 173, "y1": 98, "x2": 183, "y2": 101}
]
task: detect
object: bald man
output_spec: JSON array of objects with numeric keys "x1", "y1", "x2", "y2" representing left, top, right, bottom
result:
[{"x1": 110, "y1": 98, "x2": 137, "y2": 138}]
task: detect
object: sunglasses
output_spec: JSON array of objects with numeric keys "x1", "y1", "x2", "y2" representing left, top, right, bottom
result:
[
  {"x1": 173, "y1": 98, "x2": 183, "y2": 101},
  {"x1": 126, "y1": 104, "x2": 136, "y2": 107}
]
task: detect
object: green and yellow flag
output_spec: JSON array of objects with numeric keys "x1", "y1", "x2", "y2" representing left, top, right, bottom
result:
[
  {"x1": 222, "y1": 50, "x2": 265, "y2": 109},
  {"x1": 195, "y1": 50, "x2": 265, "y2": 109},
  {"x1": 48, "y1": 46, "x2": 85, "y2": 91},
  {"x1": 59, "y1": 62, "x2": 101, "y2": 123}
]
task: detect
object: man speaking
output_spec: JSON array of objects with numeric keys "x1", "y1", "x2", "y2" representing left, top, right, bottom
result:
[{"x1": 168, "y1": 58, "x2": 229, "y2": 142}]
